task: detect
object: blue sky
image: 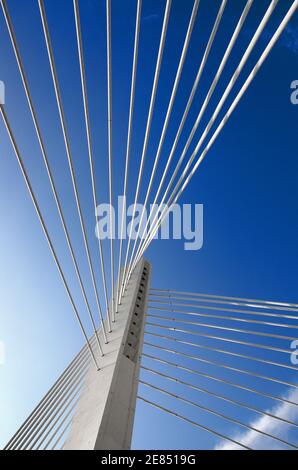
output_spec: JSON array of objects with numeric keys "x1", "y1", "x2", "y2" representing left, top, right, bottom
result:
[{"x1": 0, "y1": 0, "x2": 298, "y2": 449}]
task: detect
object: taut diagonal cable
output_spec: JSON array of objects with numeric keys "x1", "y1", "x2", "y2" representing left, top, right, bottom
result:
[
  {"x1": 137, "y1": 396, "x2": 250, "y2": 450},
  {"x1": 137, "y1": 1, "x2": 278, "y2": 259},
  {"x1": 128, "y1": 0, "x2": 227, "y2": 280},
  {"x1": 73, "y1": 0, "x2": 111, "y2": 333},
  {"x1": 125, "y1": 0, "x2": 202, "y2": 283},
  {"x1": 131, "y1": 1, "x2": 298, "y2": 273},
  {"x1": 146, "y1": 320, "x2": 292, "y2": 356},
  {"x1": 147, "y1": 312, "x2": 298, "y2": 341},
  {"x1": 150, "y1": 287, "x2": 298, "y2": 309},
  {"x1": 140, "y1": 380, "x2": 297, "y2": 449},
  {"x1": 148, "y1": 304, "x2": 298, "y2": 329},
  {"x1": 0, "y1": 0, "x2": 103, "y2": 357},
  {"x1": 145, "y1": 329, "x2": 298, "y2": 377},
  {"x1": 132, "y1": 0, "x2": 279, "y2": 271},
  {"x1": 116, "y1": 0, "x2": 142, "y2": 310},
  {"x1": 142, "y1": 347, "x2": 298, "y2": 411},
  {"x1": 38, "y1": 0, "x2": 108, "y2": 342},
  {"x1": 0, "y1": 105, "x2": 99, "y2": 370},
  {"x1": 149, "y1": 290, "x2": 298, "y2": 314},
  {"x1": 120, "y1": 0, "x2": 172, "y2": 297},
  {"x1": 106, "y1": 0, "x2": 115, "y2": 322},
  {"x1": 130, "y1": 0, "x2": 253, "y2": 270}
]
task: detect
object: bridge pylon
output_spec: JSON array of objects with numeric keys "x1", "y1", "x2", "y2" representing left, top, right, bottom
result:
[{"x1": 64, "y1": 258, "x2": 151, "y2": 450}]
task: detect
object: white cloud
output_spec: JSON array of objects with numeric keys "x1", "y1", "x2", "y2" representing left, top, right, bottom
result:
[{"x1": 215, "y1": 387, "x2": 298, "y2": 450}]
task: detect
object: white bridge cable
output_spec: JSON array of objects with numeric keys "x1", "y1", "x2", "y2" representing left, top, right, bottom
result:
[
  {"x1": 124, "y1": 0, "x2": 202, "y2": 279},
  {"x1": 14, "y1": 341, "x2": 93, "y2": 449},
  {"x1": 8, "y1": 336, "x2": 96, "y2": 450},
  {"x1": 126, "y1": 0, "x2": 228, "y2": 285},
  {"x1": 4, "y1": 335, "x2": 96, "y2": 450},
  {"x1": 0, "y1": 0, "x2": 104, "y2": 359},
  {"x1": 28, "y1": 370, "x2": 88, "y2": 450},
  {"x1": 144, "y1": 332, "x2": 298, "y2": 392},
  {"x1": 137, "y1": 396, "x2": 250, "y2": 450},
  {"x1": 149, "y1": 304, "x2": 298, "y2": 328},
  {"x1": 147, "y1": 312, "x2": 298, "y2": 341},
  {"x1": 106, "y1": 0, "x2": 115, "y2": 322},
  {"x1": 150, "y1": 291, "x2": 298, "y2": 315},
  {"x1": 73, "y1": 0, "x2": 111, "y2": 333},
  {"x1": 128, "y1": 0, "x2": 251, "y2": 278},
  {"x1": 130, "y1": 0, "x2": 279, "y2": 269},
  {"x1": 33, "y1": 379, "x2": 85, "y2": 450},
  {"x1": 142, "y1": 346, "x2": 298, "y2": 410},
  {"x1": 146, "y1": 320, "x2": 293, "y2": 355},
  {"x1": 149, "y1": 301, "x2": 298, "y2": 321},
  {"x1": 139, "y1": 380, "x2": 297, "y2": 449},
  {"x1": 43, "y1": 395, "x2": 81, "y2": 450},
  {"x1": 116, "y1": 0, "x2": 142, "y2": 309},
  {"x1": 50, "y1": 418, "x2": 72, "y2": 450},
  {"x1": 145, "y1": 330, "x2": 298, "y2": 376},
  {"x1": 120, "y1": 0, "x2": 172, "y2": 297},
  {"x1": 128, "y1": 0, "x2": 259, "y2": 273},
  {"x1": 131, "y1": 0, "x2": 298, "y2": 272},
  {"x1": 2, "y1": 0, "x2": 298, "y2": 450},
  {"x1": 0, "y1": 106, "x2": 99, "y2": 373},
  {"x1": 150, "y1": 288, "x2": 298, "y2": 309},
  {"x1": 38, "y1": 0, "x2": 108, "y2": 342}
]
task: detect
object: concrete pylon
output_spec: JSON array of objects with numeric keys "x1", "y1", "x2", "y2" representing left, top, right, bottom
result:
[{"x1": 64, "y1": 258, "x2": 151, "y2": 450}]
